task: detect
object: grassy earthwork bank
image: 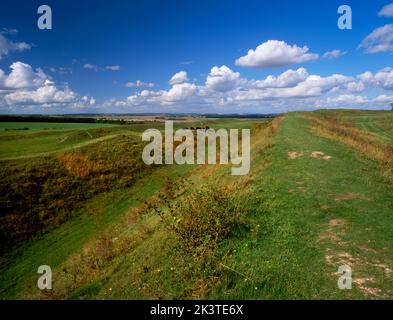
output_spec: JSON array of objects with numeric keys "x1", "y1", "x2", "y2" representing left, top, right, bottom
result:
[{"x1": 0, "y1": 111, "x2": 392, "y2": 299}]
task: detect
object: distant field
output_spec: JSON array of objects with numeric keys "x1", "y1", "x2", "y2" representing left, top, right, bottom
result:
[
  {"x1": 0, "y1": 122, "x2": 115, "y2": 132},
  {"x1": 0, "y1": 119, "x2": 259, "y2": 160},
  {"x1": 0, "y1": 126, "x2": 128, "y2": 160}
]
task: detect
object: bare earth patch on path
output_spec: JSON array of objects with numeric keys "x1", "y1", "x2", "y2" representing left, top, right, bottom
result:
[
  {"x1": 287, "y1": 150, "x2": 333, "y2": 160},
  {"x1": 311, "y1": 151, "x2": 333, "y2": 160},
  {"x1": 288, "y1": 151, "x2": 303, "y2": 160},
  {"x1": 334, "y1": 193, "x2": 370, "y2": 202},
  {"x1": 320, "y1": 218, "x2": 392, "y2": 298}
]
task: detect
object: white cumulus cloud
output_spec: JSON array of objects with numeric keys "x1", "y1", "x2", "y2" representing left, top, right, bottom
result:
[
  {"x1": 326, "y1": 94, "x2": 368, "y2": 105},
  {"x1": 0, "y1": 34, "x2": 31, "y2": 60},
  {"x1": 205, "y1": 65, "x2": 241, "y2": 92},
  {"x1": 105, "y1": 65, "x2": 120, "y2": 71},
  {"x1": 4, "y1": 80, "x2": 77, "y2": 105},
  {"x1": 379, "y1": 3, "x2": 393, "y2": 17},
  {"x1": 169, "y1": 71, "x2": 189, "y2": 85},
  {"x1": 235, "y1": 40, "x2": 319, "y2": 68},
  {"x1": 125, "y1": 80, "x2": 155, "y2": 88},
  {"x1": 251, "y1": 68, "x2": 309, "y2": 89},
  {"x1": 112, "y1": 66, "x2": 374, "y2": 113},
  {"x1": 373, "y1": 94, "x2": 393, "y2": 103},
  {"x1": 126, "y1": 72, "x2": 200, "y2": 107},
  {"x1": 162, "y1": 82, "x2": 198, "y2": 103},
  {"x1": 358, "y1": 67, "x2": 393, "y2": 90},
  {"x1": 0, "y1": 62, "x2": 47, "y2": 89},
  {"x1": 359, "y1": 24, "x2": 393, "y2": 53},
  {"x1": 0, "y1": 62, "x2": 96, "y2": 112},
  {"x1": 323, "y1": 50, "x2": 347, "y2": 59},
  {"x1": 83, "y1": 63, "x2": 98, "y2": 71}
]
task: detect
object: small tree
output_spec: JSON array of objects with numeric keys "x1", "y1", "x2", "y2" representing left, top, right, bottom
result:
[{"x1": 391, "y1": 102, "x2": 393, "y2": 111}]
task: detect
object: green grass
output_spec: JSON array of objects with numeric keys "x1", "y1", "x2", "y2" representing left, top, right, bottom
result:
[
  {"x1": 356, "y1": 114, "x2": 393, "y2": 144},
  {"x1": 0, "y1": 117, "x2": 258, "y2": 299},
  {"x1": 0, "y1": 119, "x2": 257, "y2": 160},
  {"x1": 1, "y1": 114, "x2": 392, "y2": 299},
  {"x1": 68, "y1": 113, "x2": 392, "y2": 300},
  {"x1": 315, "y1": 109, "x2": 393, "y2": 144},
  {"x1": 208, "y1": 113, "x2": 393, "y2": 299},
  {"x1": 0, "y1": 163, "x2": 194, "y2": 299},
  {"x1": 0, "y1": 125, "x2": 144, "y2": 160},
  {"x1": 0, "y1": 130, "x2": 141, "y2": 160},
  {"x1": 0, "y1": 122, "x2": 115, "y2": 132}
]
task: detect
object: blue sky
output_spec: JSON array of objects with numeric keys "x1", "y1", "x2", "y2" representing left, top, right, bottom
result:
[{"x1": 0, "y1": 0, "x2": 393, "y2": 114}]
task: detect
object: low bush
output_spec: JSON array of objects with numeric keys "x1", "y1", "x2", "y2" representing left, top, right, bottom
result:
[{"x1": 152, "y1": 181, "x2": 246, "y2": 259}]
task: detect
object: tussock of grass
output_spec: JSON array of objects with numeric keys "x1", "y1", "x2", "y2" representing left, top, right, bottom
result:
[{"x1": 153, "y1": 182, "x2": 247, "y2": 256}]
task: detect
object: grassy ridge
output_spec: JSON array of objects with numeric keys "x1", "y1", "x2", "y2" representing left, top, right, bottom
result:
[
  {"x1": 1, "y1": 113, "x2": 393, "y2": 299},
  {"x1": 209, "y1": 113, "x2": 393, "y2": 299},
  {"x1": 0, "y1": 118, "x2": 262, "y2": 299},
  {"x1": 14, "y1": 120, "x2": 274, "y2": 299}
]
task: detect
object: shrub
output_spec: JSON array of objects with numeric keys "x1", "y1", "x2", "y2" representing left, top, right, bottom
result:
[{"x1": 153, "y1": 183, "x2": 246, "y2": 258}]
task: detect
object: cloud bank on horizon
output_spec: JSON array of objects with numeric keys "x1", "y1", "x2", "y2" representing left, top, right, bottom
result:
[{"x1": 1, "y1": 1, "x2": 393, "y2": 114}]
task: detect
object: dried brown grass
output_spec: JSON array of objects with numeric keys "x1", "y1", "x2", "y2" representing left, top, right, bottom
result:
[{"x1": 305, "y1": 113, "x2": 393, "y2": 183}]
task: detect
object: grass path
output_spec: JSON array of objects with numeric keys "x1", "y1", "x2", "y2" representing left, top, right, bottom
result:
[{"x1": 210, "y1": 113, "x2": 393, "y2": 299}]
